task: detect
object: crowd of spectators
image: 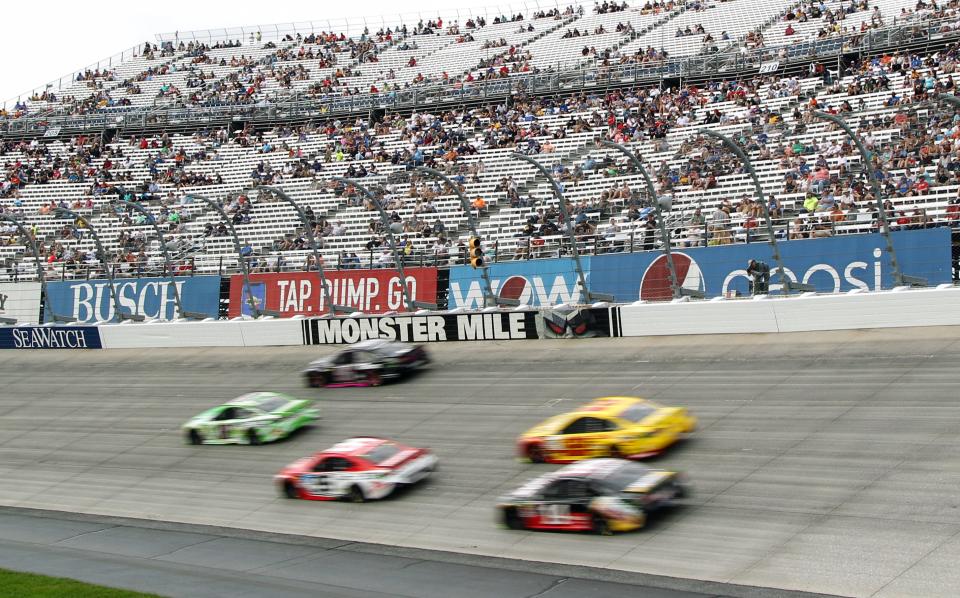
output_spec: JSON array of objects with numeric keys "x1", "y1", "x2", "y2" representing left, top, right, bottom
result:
[{"x1": 6, "y1": 28, "x2": 960, "y2": 274}]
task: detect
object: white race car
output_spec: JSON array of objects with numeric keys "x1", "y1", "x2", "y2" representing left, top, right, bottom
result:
[{"x1": 275, "y1": 437, "x2": 437, "y2": 502}]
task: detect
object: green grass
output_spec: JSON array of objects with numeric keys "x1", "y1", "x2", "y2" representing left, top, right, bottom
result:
[{"x1": 0, "y1": 568, "x2": 162, "y2": 597}]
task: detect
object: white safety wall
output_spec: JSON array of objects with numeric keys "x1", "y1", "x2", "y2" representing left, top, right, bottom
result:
[
  {"x1": 0, "y1": 282, "x2": 42, "y2": 324},
  {"x1": 617, "y1": 287, "x2": 960, "y2": 337}
]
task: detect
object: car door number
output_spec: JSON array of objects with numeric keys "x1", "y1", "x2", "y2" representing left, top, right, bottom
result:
[
  {"x1": 302, "y1": 474, "x2": 333, "y2": 495},
  {"x1": 539, "y1": 504, "x2": 571, "y2": 525}
]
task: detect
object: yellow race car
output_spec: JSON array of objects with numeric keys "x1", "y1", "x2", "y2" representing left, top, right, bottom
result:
[{"x1": 517, "y1": 397, "x2": 696, "y2": 463}]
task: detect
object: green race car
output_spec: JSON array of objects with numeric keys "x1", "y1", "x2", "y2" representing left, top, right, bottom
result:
[{"x1": 183, "y1": 392, "x2": 319, "y2": 445}]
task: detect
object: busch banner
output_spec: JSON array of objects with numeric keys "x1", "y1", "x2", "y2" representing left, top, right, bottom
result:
[
  {"x1": 44, "y1": 276, "x2": 221, "y2": 323},
  {"x1": 228, "y1": 268, "x2": 439, "y2": 318},
  {"x1": 0, "y1": 282, "x2": 42, "y2": 324}
]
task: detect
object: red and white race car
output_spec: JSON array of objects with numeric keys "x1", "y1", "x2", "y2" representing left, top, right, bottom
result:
[{"x1": 275, "y1": 437, "x2": 437, "y2": 502}]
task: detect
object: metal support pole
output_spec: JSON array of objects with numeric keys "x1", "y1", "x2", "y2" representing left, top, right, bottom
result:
[
  {"x1": 188, "y1": 194, "x2": 264, "y2": 318},
  {"x1": 702, "y1": 129, "x2": 810, "y2": 294},
  {"x1": 253, "y1": 185, "x2": 349, "y2": 315},
  {"x1": 54, "y1": 207, "x2": 144, "y2": 321},
  {"x1": 600, "y1": 140, "x2": 703, "y2": 299},
  {"x1": 109, "y1": 199, "x2": 201, "y2": 319},
  {"x1": 813, "y1": 111, "x2": 923, "y2": 287},
  {"x1": 510, "y1": 153, "x2": 613, "y2": 303},
  {"x1": 0, "y1": 214, "x2": 67, "y2": 323},
  {"x1": 413, "y1": 166, "x2": 518, "y2": 307},
  {"x1": 329, "y1": 177, "x2": 433, "y2": 311}
]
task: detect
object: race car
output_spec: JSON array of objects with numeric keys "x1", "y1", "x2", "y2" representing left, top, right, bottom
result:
[
  {"x1": 498, "y1": 458, "x2": 687, "y2": 534},
  {"x1": 303, "y1": 340, "x2": 429, "y2": 387},
  {"x1": 275, "y1": 436, "x2": 437, "y2": 502},
  {"x1": 183, "y1": 392, "x2": 319, "y2": 445},
  {"x1": 517, "y1": 396, "x2": 696, "y2": 463}
]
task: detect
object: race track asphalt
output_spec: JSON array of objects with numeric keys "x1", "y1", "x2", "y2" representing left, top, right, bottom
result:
[{"x1": 2, "y1": 326, "x2": 960, "y2": 598}]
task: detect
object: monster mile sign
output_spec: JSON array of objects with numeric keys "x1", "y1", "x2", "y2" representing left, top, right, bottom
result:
[{"x1": 302, "y1": 312, "x2": 540, "y2": 344}]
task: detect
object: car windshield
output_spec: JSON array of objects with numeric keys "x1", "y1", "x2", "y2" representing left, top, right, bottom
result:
[
  {"x1": 618, "y1": 403, "x2": 656, "y2": 423},
  {"x1": 362, "y1": 443, "x2": 402, "y2": 465},
  {"x1": 596, "y1": 461, "x2": 655, "y2": 491},
  {"x1": 253, "y1": 396, "x2": 290, "y2": 413}
]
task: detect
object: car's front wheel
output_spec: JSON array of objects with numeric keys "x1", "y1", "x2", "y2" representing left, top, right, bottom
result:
[
  {"x1": 366, "y1": 370, "x2": 383, "y2": 387},
  {"x1": 282, "y1": 481, "x2": 298, "y2": 499},
  {"x1": 503, "y1": 507, "x2": 525, "y2": 530},
  {"x1": 307, "y1": 372, "x2": 328, "y2": 388},
  {"x1": 591, "y1": 514, "x2": 613, "y2": 536},
  {"x1": 187, "y1": 430, "x2": 202, "y2": 445},
  {"x1": 248, "y1": 429, "x2": 262, "y2": 445},
  {"x1": 527, "y1": 443, "x2": 546, "y2": 463}
]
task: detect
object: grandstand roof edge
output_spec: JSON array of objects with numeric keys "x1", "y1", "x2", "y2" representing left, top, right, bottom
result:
[{"x1": 152, "y1": 0, "x2": 573, "y2": 43}]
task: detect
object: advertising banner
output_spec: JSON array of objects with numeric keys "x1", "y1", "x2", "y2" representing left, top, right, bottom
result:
[
  {"x1": 227, "y1": 268, "x2": 439, "y2": 318},
  {"x1": 589, "y1": 228, "x2": 952, "y2": 301},
  {"x1": 302, "y1": 311, "x2": 540, "y2": 344},
  {"x1": 0, "y1": 282, "x2": 42, "y2": 324},
  {"x1": 44, "y1": 276, "x2": 221, "y2": 323},
  {"x1": 448, "y1": 257, "x2": 590, "y2": 310},
  {"x1": 0, "y1": 326, "x2": 102, "y2": 349}
]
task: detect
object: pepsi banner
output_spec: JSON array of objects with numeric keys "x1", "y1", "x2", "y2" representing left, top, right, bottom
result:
[
  {"x1": 0, "y1": 326, "x2": 102, "y2": 349},
  {"x1": 448, "y1": 258, "x2": 589, "y2": 310},
  {"x1": 44, "y1": 276, "x2": 221, "y2": 323},
  {"x1": 589, "y1": 228, "x2": 951, "y2": 301}
]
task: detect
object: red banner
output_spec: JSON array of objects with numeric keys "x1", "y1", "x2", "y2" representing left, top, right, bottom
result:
[{"x1": 227, "y1": 268, "x2": 439, "y2": 318}]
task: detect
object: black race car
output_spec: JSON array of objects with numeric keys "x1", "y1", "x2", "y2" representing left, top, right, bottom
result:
[
  {"x1": 304, "y1": 340, "x2": 429, "y2": 388},
  {"x1": 498, "y1": 458, "x2": 688, "y2": 534}
]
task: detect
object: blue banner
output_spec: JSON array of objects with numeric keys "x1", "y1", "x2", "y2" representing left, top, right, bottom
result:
[
  {"x1": 0, "y1": 326, "x2": 101, "y2": 349},
  {"x1": 44, "y1": 276, "x2": 221, "y2": 323},
  {"x1": 589, "y1": 228, "x2": 952, "y2": 301},
  {"x1": 448, "y1": 257, "x2": 591, "y2": 309}
]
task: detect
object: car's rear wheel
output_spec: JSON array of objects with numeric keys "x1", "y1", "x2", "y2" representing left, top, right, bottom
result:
[
  {"x1": 248, "y1": 429, "x2": 262, "y2": 446},
  {"x1": 608, "y1": 444, "x2": 624, "y2": 459},
  {"x1": 282, "y1": 481, "x2": 298, "y2": 499},
  {"x1": 308, "y1": 372, "x2": 328, "y2": 388},
  {"x1": 187, "y1": 430, "x2": 202, "y2": 445},
  {"x1": 527, "y1": 443, "x2": 546, "y2": 463},
  {"x1": 591, "y1": 514, "x2": 613, "y2": 536},
  {"x1": 346, "y1": 485, "x2": 366, "y2": 503},
  {"x1": 366, "y1": 371, "x2": 383, "y2": 387},
  {"x1": 503, "y1": 507, "x2": 524, "y2": 530}
]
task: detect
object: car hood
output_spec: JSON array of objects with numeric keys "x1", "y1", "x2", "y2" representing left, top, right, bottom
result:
[
  {"x1": 183, "y1": 407, "x2": 221, "y2": 427},
  {"x1": 306, "y1": 358, "x2": 333, "y2": 370},
  {"x1": 520, "y1": 414, "x2": 569, "y2": 438}
]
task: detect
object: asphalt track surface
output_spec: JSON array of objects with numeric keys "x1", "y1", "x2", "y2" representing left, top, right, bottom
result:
[{"x1": 2, "y1": 327, "x2": 960, "y2": 598}]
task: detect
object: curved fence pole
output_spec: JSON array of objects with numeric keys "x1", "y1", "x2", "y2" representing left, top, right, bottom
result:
[
  {"x1": 0, "y1": 213, "x2": 65, "y2": 323},
  {"x1": 188, "y1": 194, "x2": 263, "y2": 318},
  {"x1": 600, "y1": 140, "x2": 704, "y2": 300},
  {"x1": 328, "y1": 176, "x2": 433, "y2": 312},
  {"x1": 702, "y1": 129, "x2": 807, "y2": 295},
  {"x1": 413, "y1": 166, "x2": 518, "y2": 307},
  {"x1": 813, "y1": 111, "x2": 923, "y2": 287},
  {"x1": 53, "y1": 207, "x2": 143, "y2": 321},
  {"x1": 109, "y1": 199, "x2": 193, "y2": 319},
  {"x1": 253, "y1": 185, "x2": 349, "y2": 315},
  {"x1": 510, "y1": 152, "x2": 613, "y2": 303}
]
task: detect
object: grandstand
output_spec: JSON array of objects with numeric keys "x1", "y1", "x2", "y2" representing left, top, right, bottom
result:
[{"x1": 1, "y1": 0, "x2": 959, "y2": 294}]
